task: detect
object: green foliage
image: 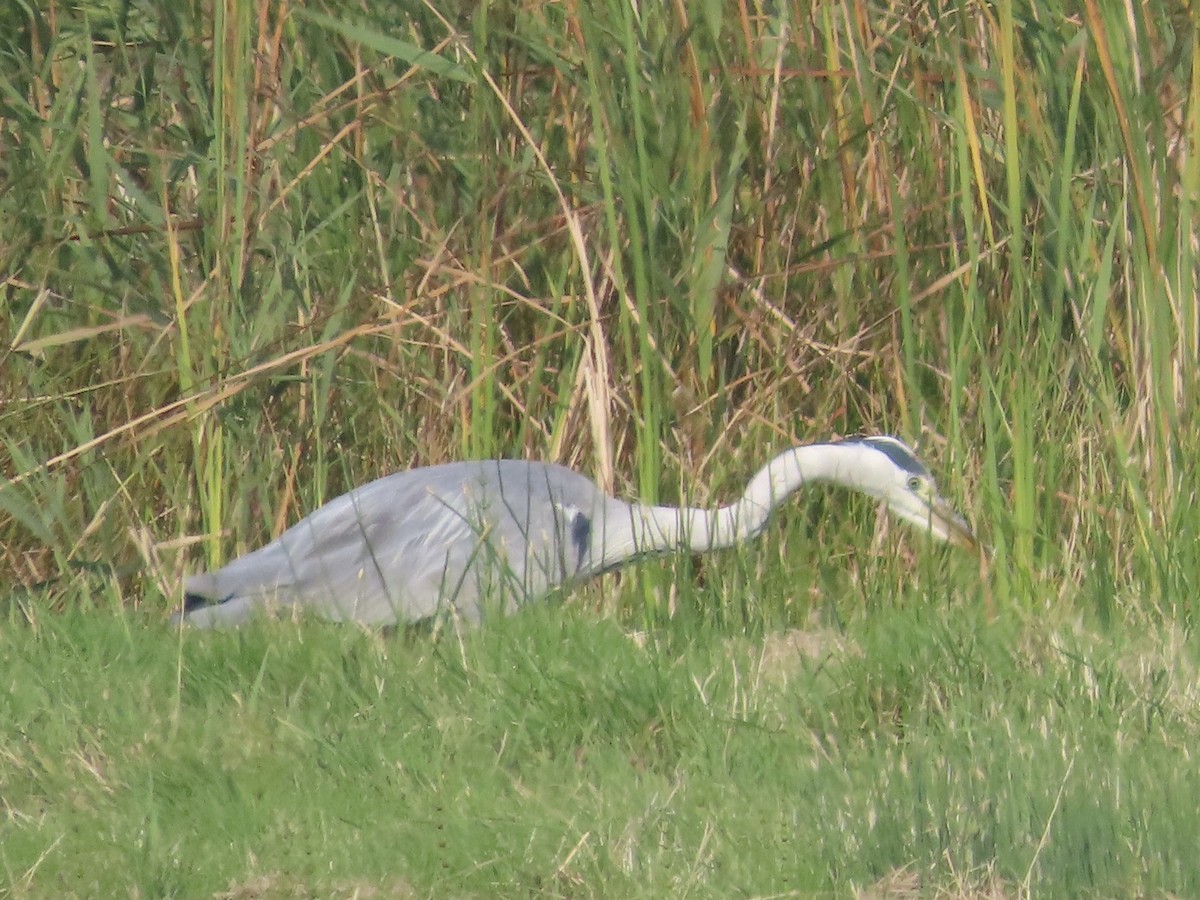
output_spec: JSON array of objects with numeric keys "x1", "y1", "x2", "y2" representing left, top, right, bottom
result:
[
  {"x1": 4, "y1": 606, "x2": 1200, "y2": 895},
  {"x1": 2, "y1": 0, "x2": 1198, "y2": 893},
  {"x1": 4, "y1": 0, "x2": 1195, "y2": 618}
]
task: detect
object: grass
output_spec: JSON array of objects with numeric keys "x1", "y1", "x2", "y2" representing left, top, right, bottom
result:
[
  {"x1": 6, "y1": 601, "x2": 1200, "y2": 897},
  {"x1": 3, "y1": 0, "x2": 1200, "y2": 894}
]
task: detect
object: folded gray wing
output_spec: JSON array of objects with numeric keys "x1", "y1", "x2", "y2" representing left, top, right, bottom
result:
[
  {"x1": 184, "y1": 469, "x2": 491, "y2": 625},
  {"x1": 182, "y1": 460, "x2": 614, "y2": 627}
]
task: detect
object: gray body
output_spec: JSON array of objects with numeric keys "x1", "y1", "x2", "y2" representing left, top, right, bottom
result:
[
  {"x1": 178, "y1": 438, "x2": 978, "y2": 629},
  {"x1": 181, "y1": 461, "x2": 626, "y2": 628}
]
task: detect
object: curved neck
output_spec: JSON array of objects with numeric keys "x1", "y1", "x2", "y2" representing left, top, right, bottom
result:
[{"x1": 595, "y1": 442, "x2": 880, "y2": 566}]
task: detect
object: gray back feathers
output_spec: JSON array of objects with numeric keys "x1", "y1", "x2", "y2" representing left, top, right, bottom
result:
[{"x1": 181, "y1": 461, "x2": 615, "y2": 628}]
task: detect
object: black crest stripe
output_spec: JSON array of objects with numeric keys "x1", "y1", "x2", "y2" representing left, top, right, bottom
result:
[{"x1": 843, "y1": 436, "x2": 930, "y2": 477}]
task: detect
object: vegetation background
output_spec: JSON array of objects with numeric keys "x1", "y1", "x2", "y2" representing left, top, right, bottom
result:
[{"x1": 3, "y1": 0, "x2": 1199, "y2": 896}]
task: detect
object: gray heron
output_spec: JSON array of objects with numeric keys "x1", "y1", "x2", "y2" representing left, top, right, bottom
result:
[{"x1": 176, "y1": 435, "x2": 976, "y2": 629}]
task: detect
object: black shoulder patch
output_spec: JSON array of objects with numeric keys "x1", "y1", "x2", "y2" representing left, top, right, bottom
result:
[
  {"x1": 182, "y1": 591, "x2": 222, "y2": 613},
  {"x1": 851, "y1": 436, "x2": 931, "y2": 477},
  {"x1": 570, "y1": 511, "x2": 592, "y2": 571}
]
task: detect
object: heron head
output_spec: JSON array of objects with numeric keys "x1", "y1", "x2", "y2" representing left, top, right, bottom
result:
[{"x1": 843, "y1": 436, "x2": 978, "y2": 551}]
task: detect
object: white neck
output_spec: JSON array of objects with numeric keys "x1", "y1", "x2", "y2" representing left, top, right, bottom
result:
[{"x1": 593, "y1": 442, "x2": 888, "y2": 568}]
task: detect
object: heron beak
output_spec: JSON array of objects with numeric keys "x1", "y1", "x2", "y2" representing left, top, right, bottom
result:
[{"x1": 928, "y1": 495, "x2": 978, "y2": 552}]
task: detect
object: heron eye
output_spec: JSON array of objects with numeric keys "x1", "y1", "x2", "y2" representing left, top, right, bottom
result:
[{"x1": 906, "y1": 476, "x2": 922, "y2": 492}]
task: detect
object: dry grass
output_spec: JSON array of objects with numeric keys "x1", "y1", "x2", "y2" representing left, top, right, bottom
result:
[{"x1": 857, "y1": 864, "x2": 1015, "y2": 900}]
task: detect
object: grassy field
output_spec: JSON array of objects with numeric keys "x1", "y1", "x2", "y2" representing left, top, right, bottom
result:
[
  {"x1": 3, "y1": 0, "x2": 1200, "y2": 895},
  {"x1": 7, "y1": 602, "x2": 1200, "y2": 897}
]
